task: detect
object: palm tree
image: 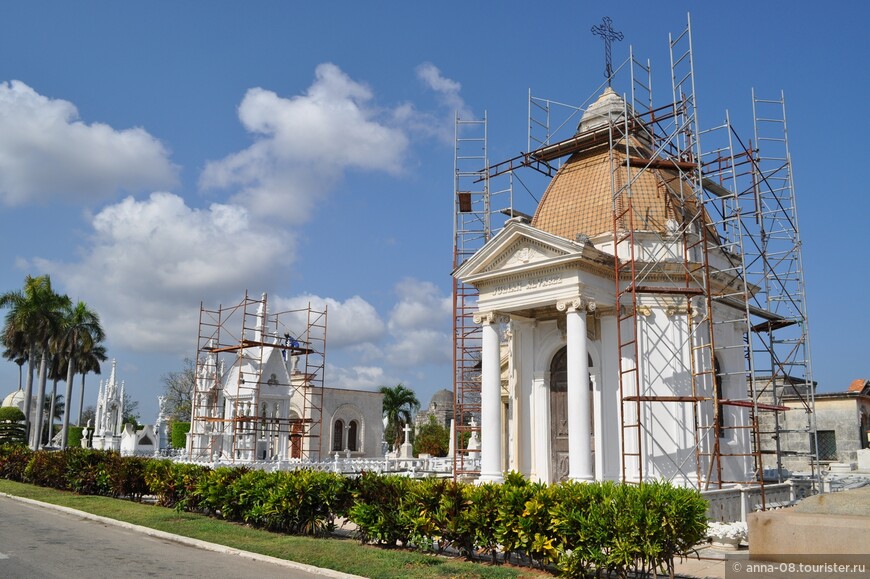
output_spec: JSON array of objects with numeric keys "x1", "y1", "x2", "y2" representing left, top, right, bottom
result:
[
  {"x1": 2, "y1": 315, "x2": 36, "y2": 438},
  {"x1": 0, "y1": 275, "x2": 71, "y2": 449},
  {"x1": 46, "y1": 353, "x2": 66, "y2": 446},
  {"x1": 2, "y1": 329, "x2": 28, "y2": 391},
  {"x1": 41, "y1": 393, "x2": 64, "y2": 445},
  {"x1": 56, "y1": 301, "x2": 105, "y2": 447},
  {"x1": 76, "y1": 343, "x2": 107, "y2": 427},
  {"x1": 379, "y1": 383, "x2": 420, "y2": 451}
]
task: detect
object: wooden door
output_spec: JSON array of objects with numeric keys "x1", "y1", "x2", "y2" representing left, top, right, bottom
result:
[
  {"x1": 549, "y1": 346, "x2": 595, "y2": 482},
  {"x1": 550, "y1": 347, "x2": 569, "y2": 482}
]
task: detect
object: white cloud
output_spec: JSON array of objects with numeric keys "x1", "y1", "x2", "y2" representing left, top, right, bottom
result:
[
  {"x1": 388, "y1": 278, "x2": 452, "y2": 331},
  {"x1": 32, "y1": 192, "x2": 293, "y2": 354},
  {"x1": 392, "y1": 63, "x2": 473, "y2": 144},
  {"x1": 200, "y1": 63, "x2": 409, "y2": 224},
  {"x1": 386, "y1": 328, "x2": 451, "y2": 368},
  {"x1": 271, "y1": 279, "x2": 451, "y2": 389},
  {"x1": 327, "y1": 364, "x2": 392, "y2": 391},
  {"x1": 386, "y1": 278, "x2": 452, "y2": 367},
  {"x1": 0, "y1": 80, "x2": 177, "y2": 206},
  {"x1": 271, "y1": 293, "x2": 386, "y2": 349},
  {"x1": 416, "y1": 63, "x2": 469, "y2": 118}
]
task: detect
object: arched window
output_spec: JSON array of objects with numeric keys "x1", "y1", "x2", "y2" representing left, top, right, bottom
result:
[
  {"x1": 348, "y1": 420, "x2": 359, "y2": 452},
  {"x1": 332, "y1": 419, "x2": 344, "y2": 451}
]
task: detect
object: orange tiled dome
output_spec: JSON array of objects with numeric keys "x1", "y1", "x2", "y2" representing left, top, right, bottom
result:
[{"x1": 531, "y1": 88, "x2": 703, "y2": 240}]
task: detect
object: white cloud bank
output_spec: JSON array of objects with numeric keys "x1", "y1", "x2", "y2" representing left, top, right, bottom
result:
[
  {"x1": 24, "y1": 62, "x2": 461, "y2": 400},
  {"x1": 0, "y1": 80, "x2": 177, "y2": 206},
  {"x1": 200, "y1": 63, "x2": 410, "y2": 224},
  {"x1": 33, "y1": 192, "x2": 293, "y2": 353}
]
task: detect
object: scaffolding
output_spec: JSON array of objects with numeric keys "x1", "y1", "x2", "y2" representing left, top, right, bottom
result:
[
  {"x1": 457, "y1": 14, "x2": 817, "y2": 493},
  {"x1": 747, "y1": 90, "x2": 819, "y2": 485},
  {"x1": 188, "y1": 291, "x2": 327, "y2": 463},
  {"x1": 452, "y1": 113, "x2": 489, "y2": 476}
]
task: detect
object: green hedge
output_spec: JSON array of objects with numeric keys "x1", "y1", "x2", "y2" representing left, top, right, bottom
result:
[
  {"x1": 0, "y1": 447, "x2": 709, "y2": 577},
  {"x1": 67, "y1": 426, "x2": 83, "y2": 449},
  {"x1": 345, "y1": 472, "x2": 708, "y2": 576},
  {"x1": 171, "y1": 422, "x2": 190, "y2": 449}
]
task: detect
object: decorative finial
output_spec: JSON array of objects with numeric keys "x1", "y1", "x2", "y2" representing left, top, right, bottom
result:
[{"x1": 591, "y1": 16, "x2": 623, "y2": 86}]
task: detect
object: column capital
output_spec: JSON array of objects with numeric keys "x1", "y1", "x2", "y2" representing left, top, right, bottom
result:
[
  {"x1": 556, "y1": 296, "x2": 596, "y2": 313},
  {"x1": 473, "y1": 311, "x2": 509, "y2": 325}
]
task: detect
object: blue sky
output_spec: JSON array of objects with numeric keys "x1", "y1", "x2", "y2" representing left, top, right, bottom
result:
[{"x1": 0, "y1": 1, "x2": 867, "y2": 423}]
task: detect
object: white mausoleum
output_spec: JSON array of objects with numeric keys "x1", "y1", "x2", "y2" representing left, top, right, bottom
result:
[
  {"x1": 454, "y1": 88, "x2": 753, "y2": 487},
  {"x1": 188, "y1": 297, "x2": 383, "y2": 462}
]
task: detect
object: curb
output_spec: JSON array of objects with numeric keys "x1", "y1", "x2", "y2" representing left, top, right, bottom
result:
[{"x1": 1, "y1": 492, "x2": 365, "y2": 579}]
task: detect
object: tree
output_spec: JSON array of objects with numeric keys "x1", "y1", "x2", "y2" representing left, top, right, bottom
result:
[
  {"x1": 160, "y1": 358, "x2": 196, "y2": 421},
  {"x1": 123, "y1": 397, "x2": 140, "y2": 428},
  {"x1": 76, "y1": 343, "x2": 107, "y2": 426},
  {"x1": 0, "y1": 275, "x2": 71, "y2": 449},
  {"x1": 41, "y1": 393, "x2": 64, "y2": 445},
  {"x1": 413, "y1": 414, "x2": 450, "y2": 457},
  {"x1": 79, "y1": 405, "x2": 96, "y2": 426},
  {"x1": 379, "y1": 383, "x2": 420, "y2": 451},
  {"x1": 55, "y1": 300, "x2": 105, "y2": 448},
  {"x1": 2, "y1": 329, "x2": 28, "y2": 391}
]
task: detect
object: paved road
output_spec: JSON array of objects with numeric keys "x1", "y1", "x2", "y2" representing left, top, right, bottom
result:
[{"x1": 0, "y1": 495, "x2": 349, "y2": 579}]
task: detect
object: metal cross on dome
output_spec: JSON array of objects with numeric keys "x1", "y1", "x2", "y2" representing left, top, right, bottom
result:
[{"x1": 591, "y1": 16, "x2": 623, "y2": 86}]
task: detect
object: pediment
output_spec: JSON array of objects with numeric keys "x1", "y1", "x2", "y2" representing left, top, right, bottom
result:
[
  {"x1": 482, "y1": 239, "x2": 566, "y2": 273},
  {"x1": 454, "y1": 220, "x2": 585, "y2": 282}
]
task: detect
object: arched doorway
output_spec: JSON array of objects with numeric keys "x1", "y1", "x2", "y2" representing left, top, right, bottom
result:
[{"x1": 549, "y1": 346, "x2": 594, "y2": 482}]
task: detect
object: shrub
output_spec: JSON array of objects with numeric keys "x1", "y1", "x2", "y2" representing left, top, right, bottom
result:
[
  {"x1": 348, "y1": 472, "x2": 414, "y2": 547},
  {"x1": 230, "y1": 469, "x2": 274, "y2": 524},
  {"x1": 632, "y1": 481, "x2": 708, "y2": 577},
  {"x1": 144, "y1": 459, "x2": 210, "y2": 509},
  {"x1": 407, "y1": 477, "x2": 470, "y2": 555},
  {"x1": 171, "y1": 422, "x2": 190, "y2": 449},
  {"x1": 549, "y1": 481, "x2": 612, "y2": 577},
  {"x1": 250, "y1": 469, "x2": 348, "y2": 536},
  {"x1": 194, "y1": 466, "x2": 251, "y2": 519},
  {"x1": 0, "y1": 407, "x2": 26, "y2": 445},
  {"x1": 0, "y1": 444, "x2": 33, "y2": 481},
  {"x1": 112, "y1": 456, "x2": 150, "y2": 501},
  {"x1": 65, "y1": 448, "x2": 115, "y2": 496},
  {"x1": 495, "y1": 471, "x2": 544, "y2": 564},
  {"x1": 67, "y1": 426, "x2": 83, "y2": 449},
  {"x1": 24, "y1": 449, "x2": 71, "y2": 489},
  {"x1": 413, "y1": 415, "x2": 449, "y2": 457},
  {"x1": 466, "y1": 481, "x2": 503, "y2": 562},
  {"x1": 0, "y1": 407, "x2": 25, "y2": 421}
]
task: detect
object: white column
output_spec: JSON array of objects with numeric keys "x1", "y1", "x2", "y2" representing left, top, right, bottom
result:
[
  {"x1": 531, "y1": 370, "x2": 549, "y2": 483},
  {"x1": 559, "y1": 297, "x2": 594, "y2": 481},
  {"x1": 476, "y1": 311, "x2": 504, "y2": 483}
]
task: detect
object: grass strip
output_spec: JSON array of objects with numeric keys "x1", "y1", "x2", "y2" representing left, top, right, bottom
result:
[{"x1": 0, "y1": 479, "x2": 537, "y2": 579}]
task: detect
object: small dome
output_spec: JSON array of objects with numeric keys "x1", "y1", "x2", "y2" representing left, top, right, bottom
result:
[
  {"x1": 576, "y1": 86, "x2": 627, "y2": 132},
  {"x1": 429, "y1": 389, "x2": 454, "y2": 410},
  {"x1": 1, "y1": 388, "x2": 26, "y2": 411},
  {"x1": 531, "y1": 89, "x2": 702, "y2": 241}
]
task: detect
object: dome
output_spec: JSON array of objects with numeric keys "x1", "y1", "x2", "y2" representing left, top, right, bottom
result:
[
  {"x1": 429, "y1": 388, "x2": 454, "y2": 410},
  {"x1": 531, "y1": 89, "x2": 701, "y2": 241},
  {"x1": 1, "y1": 388, "x2": 26, "y2": 411}
]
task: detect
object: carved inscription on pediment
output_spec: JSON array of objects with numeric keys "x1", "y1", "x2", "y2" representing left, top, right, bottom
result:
[{"x1": 493, "y1": 274, "x2": 562, "y2": 296}]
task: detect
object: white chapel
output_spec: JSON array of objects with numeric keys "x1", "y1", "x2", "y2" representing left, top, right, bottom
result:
[
  {"x1": 187, "y1": 294, "x2": 383, "y2": 463},
  {"x1": 454, "y1": 88, "x2": 754, "y2": 487}
]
